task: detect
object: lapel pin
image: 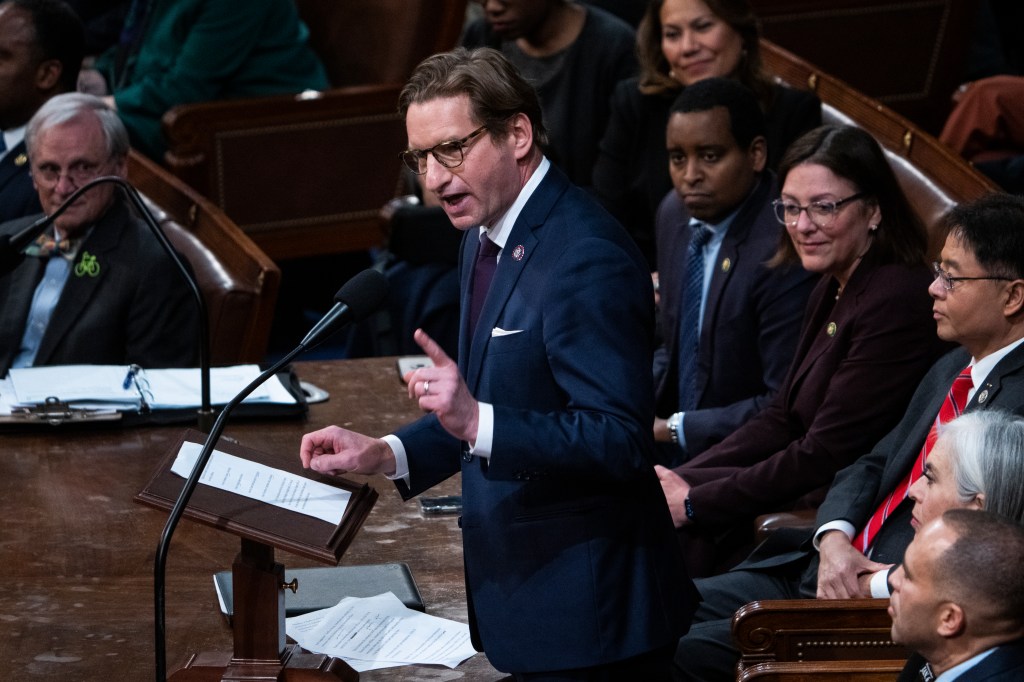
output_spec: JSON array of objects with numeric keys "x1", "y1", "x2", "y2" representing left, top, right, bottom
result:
[
  {"x1": 826, "y1": 321, "x2": 837, "y2": 337},
  {"x1": 14, "y1": 153, "x2": 28, "y2": 167},
  {"x1": 74, "y1": 251, "x2": 100, "y2": 277},
  {"x1": 512, "y1": 244, "x2": 525, "y2": 261},
  {"x1": 721, "y1": 257, "x2": 731, "y2": 272},
  {"x1": 977, "y1": 388, "x2": 989, "y2": 404}
]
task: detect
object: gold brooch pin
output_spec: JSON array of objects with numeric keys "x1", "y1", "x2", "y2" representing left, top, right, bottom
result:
[{"x1": 826, "y1": 322, "x2": 837, "y2": 337}]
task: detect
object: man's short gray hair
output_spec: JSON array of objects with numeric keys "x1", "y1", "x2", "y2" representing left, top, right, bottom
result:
[{"x1": 25, "y1": 92, "x2": 129, "y2": 161}]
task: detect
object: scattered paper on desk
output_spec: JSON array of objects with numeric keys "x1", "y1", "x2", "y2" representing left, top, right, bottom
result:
[
  {"x1": 286, "y1": 592, "x2": 476, "y2": 672},
  {"x1": 171, "y1": 441, "x2": 349, "y2": 524}
]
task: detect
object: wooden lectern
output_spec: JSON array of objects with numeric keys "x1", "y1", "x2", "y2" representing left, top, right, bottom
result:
[{"x1": 136, "y1": 429, "x2": 378, "y2": 681}]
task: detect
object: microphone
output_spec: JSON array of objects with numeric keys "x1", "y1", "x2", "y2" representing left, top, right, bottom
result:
[
  {"x1": 152, "y1": 268, "x2": 388, "y2": 681},
  {"x1": 301, "y1": 267, "x2": 391, "y2": 349},
  {"x1": 0, "y1": 176, "x2": 215, "y2": 428}
]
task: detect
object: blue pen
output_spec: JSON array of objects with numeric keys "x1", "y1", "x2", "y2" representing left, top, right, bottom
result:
[{"x1": 123, "y1": 364, "x2": 141, "y2": 390}]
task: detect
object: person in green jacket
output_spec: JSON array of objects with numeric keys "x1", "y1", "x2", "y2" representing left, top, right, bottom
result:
[{"x1": 78, "y1": 0, "x2": 328, "y2": 159}]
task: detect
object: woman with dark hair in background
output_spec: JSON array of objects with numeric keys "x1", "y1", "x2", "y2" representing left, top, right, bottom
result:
[{"x1": 593, "y1": 0, "x2": 820, "y2": 267}]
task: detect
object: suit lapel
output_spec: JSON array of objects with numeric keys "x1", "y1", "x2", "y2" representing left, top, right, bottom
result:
[
  {"x1": 34, "y1": 200, "x2": 126, "y2": 365},
  {"x1": 0, "y1": 255, "x2": 45, "y2": 371},
  {"x1": 462, "y1": 166, "x2": 567, "y2": 391},
  {"x1": 969, "y1": 341, "x2": 1024, "y2": 409},
  {"x1": 695, "y1": 176, "x2": 771, "y2": 399},
  {"x1": 787, "y1": 253, "x2": 880, "y2": 395},
  {"x1": 0, "y1": 140, "x2": 29, "y2": 191}
]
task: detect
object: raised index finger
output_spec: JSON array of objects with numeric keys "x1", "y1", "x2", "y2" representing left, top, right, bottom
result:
[{"x1": 413, "y1": 328, "x2": 454, "y2": 367}]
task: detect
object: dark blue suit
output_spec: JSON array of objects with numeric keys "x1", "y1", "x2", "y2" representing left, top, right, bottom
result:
[
  {"x1": 394, "y1": 164, "x2": 697, "y2": 674},
  {"x1": 0, "y1": 141, "x2": 42, "y2": 224},
  {"x1": 654, "y1": 173, "x2": 815, "y2": 457},
  {"x1": 898, "y1": 640, "x2": 1024, "y2": 681}
]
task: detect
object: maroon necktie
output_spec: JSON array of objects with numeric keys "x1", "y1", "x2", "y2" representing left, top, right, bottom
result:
[
  {"x1": 469, "y1": 234, "x2": 500, "y2": 335},
  {"x1": 854, "y1": 366, "x2": 973, "y2": 553}
]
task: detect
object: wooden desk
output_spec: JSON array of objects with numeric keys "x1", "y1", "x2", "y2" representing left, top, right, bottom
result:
[{"x1": 0, "y1": 358, "x2": 506, "y2": 680}]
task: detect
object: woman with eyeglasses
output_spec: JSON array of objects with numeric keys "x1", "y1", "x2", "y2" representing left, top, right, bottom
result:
[
  {"x1": 656, "y1": 124, "x2": 952, "y2": 578},
  {"x1": 592, "y1": 0, "x2": 821, "y2": 268}
]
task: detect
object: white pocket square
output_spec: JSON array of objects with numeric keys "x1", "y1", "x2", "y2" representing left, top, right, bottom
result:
[{"x1": 491, "y1": 327, "x2": 524, "y2": 337}]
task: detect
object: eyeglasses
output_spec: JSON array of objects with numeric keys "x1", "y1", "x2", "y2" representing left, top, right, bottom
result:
[
  {"x1": 931, "y1": 261, "x2": 1015, "y2": 291},
  {"x1": 399, "y1": 124, "x2": 488, "y2": 175},
  {"x1": 32, "y1": 160, "x2": 107, "y2": 188},
  {"x1": 772, "y1": 193, "x2": 866, "y2": 228}
]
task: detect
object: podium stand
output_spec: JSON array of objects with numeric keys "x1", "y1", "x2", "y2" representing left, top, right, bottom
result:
[{"x1": 136, "y1": 429, "x2": 378, "y2": 681}]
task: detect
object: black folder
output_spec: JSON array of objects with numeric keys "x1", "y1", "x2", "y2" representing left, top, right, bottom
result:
[{"x1": 213, "y1": 562, "x2": 424, "y2": 626}]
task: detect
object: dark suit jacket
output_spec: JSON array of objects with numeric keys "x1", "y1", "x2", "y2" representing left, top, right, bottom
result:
[
  {"x1": 593, "y1": 79, "x2": 821, "y2": 268},
  {"x1": 392, "y1": 164, "x2": 697, "y2": 673},
  {"x1": 898, "y1": 639, "x2": 1024, "y2": 682},
  {"x1": 654, "y1": 173, "x2": 816, "y2": 456},
  {"x1": 0, "y1": 141, "x2": 42, "y2": 224},
  {"x1": 0, "y1": 195, "x2": 198, "y2": 374},
  {"x1": 676, "y1": 249, "x2": 948, "y2": 525},
  {"x1": 737, "y1": 344, "x2": 1024, "y2": 590}
]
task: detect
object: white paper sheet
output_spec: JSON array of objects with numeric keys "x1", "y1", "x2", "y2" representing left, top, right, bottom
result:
[
  {"x1": 286, "y1": 592, "x2": 476, "y2": 671},
  {"x1": 170, "y1": 441, "x2": 349, "y2": 524}
]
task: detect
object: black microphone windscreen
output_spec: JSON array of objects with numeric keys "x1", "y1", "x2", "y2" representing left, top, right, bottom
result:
[{"x1": 334, "y1": 269, "x2": 389, "y2": 322}]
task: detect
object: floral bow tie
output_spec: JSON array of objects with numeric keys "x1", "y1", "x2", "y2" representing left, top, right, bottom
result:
[{"x1": 24, "y1": 231, "x2": 85, "y2": 261}]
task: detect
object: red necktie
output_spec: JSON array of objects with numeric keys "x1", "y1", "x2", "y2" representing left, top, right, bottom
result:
[{"x1": 853, "y1": 366, "x2": 973, "y2": 553}]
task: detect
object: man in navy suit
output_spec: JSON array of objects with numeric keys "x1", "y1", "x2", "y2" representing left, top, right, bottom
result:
[
  {"x1": 652, "y1": 77, "x2": 814, "y2": 464},
  {"x1": 892, "y1": 510, "x2": 1024, "y2": 682},
  {"x1": 299, "y1": 47, "x2": 696, "y2": 680},
  {"x1": 0, "y1": 0, "x2": 84, "y2": 224}
]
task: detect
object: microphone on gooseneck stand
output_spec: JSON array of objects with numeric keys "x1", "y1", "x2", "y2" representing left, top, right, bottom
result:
[
  {"x1": 1, "y1": 176, "x2": 216, "y2": 428},
  {"x1": 151, "y1": 268, "x2": 389, "y2": 682}
]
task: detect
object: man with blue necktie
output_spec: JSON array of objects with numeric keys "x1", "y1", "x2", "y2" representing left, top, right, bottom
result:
[
  {"x1": 652, "y1": 77, "x2": 814, "y2": 465},
  {"x1": 298, "y1": 47, "x2": 696, "y2": 680}
]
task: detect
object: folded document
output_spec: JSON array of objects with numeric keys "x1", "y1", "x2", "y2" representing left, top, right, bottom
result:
[{"x1": 2, "y1": 364, "x2": 299, "y2": 415}]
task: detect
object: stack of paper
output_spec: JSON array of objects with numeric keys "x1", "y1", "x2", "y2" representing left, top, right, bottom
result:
[{"x1": 286, "y1": 592, "x2": 478, "y2": 672}]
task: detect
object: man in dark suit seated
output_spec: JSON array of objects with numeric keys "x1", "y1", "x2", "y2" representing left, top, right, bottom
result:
[
  {"x1": 0, "y1": 0, "x2": 84, "y2": 224},
  {"x1": 891, "y1": 510, "x2": 1024, "y2": 682},
  {"x1": 672, "y1": 192, "x2": 1024, "y2": 681},
  {"x1": 0, "y1": 92, "x2": 198, "y2": 374},
  {"x1": 652, "y1": 77, "x2": 814, "y2": 465},
  {"x1": 298, "y1": 47, "x2": 697, "y2": 680}
]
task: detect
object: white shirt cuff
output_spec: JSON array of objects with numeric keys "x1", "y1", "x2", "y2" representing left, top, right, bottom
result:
[
  {"x1": 813, "y1": 521, "x2": 856, "y2": 550},
  {"x1": 869, "y1": 569, "x2": 891, "y2": 598},
  {"x1": 470, "y1": 402, "x2": 493, "y2": 459},
  {"x1": 381, "y1": 434, "x2": 410, "y2": 485}
]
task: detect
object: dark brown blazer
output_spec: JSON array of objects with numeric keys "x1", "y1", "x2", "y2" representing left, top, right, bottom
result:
[{"x1": 676, "y1": 247, "x2": 951, "y2": 525}]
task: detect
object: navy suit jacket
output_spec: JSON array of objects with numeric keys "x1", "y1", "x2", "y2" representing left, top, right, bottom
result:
[
  {"x1": 736, "y1": 344, "x2": 1024, "y2": 590},
  {"x1": 0, "y1": 141, "x2": 41, "y2": 224},
  {"x1": 0, "y1": 195, "x2": 198, "y2": 374},
  {"x1": 898, "y1": 639, "x2": 1024, "y2": 681},
  {"x1": 393, "y1": 164, "x2": 696, "y2": 673},
  {"x1": 654, "y1": 173, "x2": 815, "y2": 456}
]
